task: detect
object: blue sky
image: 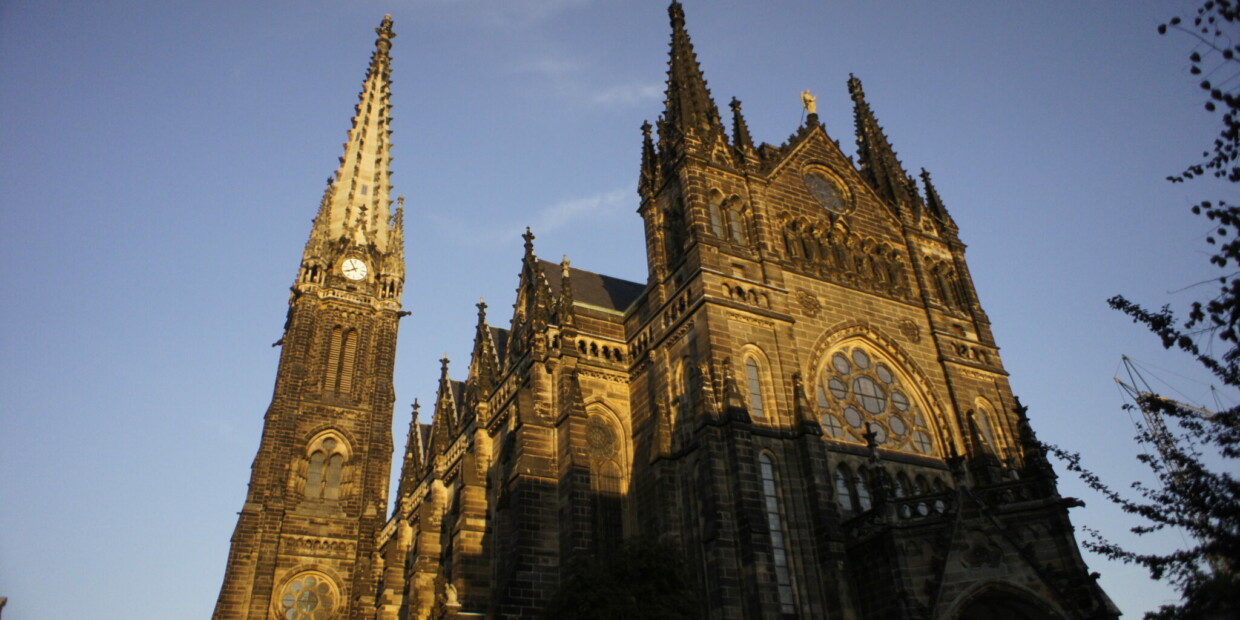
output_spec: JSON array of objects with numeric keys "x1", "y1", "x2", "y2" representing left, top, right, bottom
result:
[{"x1": 0, "y1": 0, "x2": 1231, "y2": 617}]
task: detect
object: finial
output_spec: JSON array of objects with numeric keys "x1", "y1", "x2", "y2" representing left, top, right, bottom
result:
[
  {"x1": 800, "y1": 90, "x2": 817, "y2": 115},
  {"x1": 522, "y1": 227, "x2": 536, "y2": 255},
  {"x1": 641, "y1": 120, "x2": 653, "y2": 139},
  {"x1": 397, "y1": 195, "x2": 405, "y2": 208},
  {"x1": 847, "y1": 73, "x2": 864, "y2": 99},
  {"x1": 669, "y1": 0, "x2": 685, "y2": 26},
  {"x1": 561, "y1": 254, "x2": 571, "y2": 275},
  {"x1": 477, "y1": 297, "x2": 488, "y2": 315},
  {"x1": 412, "y1": 398, "x2": 420, "y2": 413},
  {"x1": 377, "y1": 14, "x2": 395, "y2": 40},
  {"x1": 440, "y1": 354, "x2": 450, "y2": 373}
]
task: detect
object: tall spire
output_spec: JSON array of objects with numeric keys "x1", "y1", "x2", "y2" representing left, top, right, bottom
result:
[
  {"x1": 919, "y1": 169, "x2": 958, "y2": 233},
  {"x1": 660, "y1": 1, "x2": 725, "y2": 145},
  {"x1": 467, "y1": 298, "x2": 500, "y2": 396},
  {"x1": 639, "y1": 121, "x2": 660, "y2": 194},
  {"x1": 729, "y1": 97, "x2": 757, "y2": 163},
  {"x1": 396, "y1": 400, "x2": 423, "y2": 502},
  {"x1": 314, "y1": 15, "x2": 398, "y2": 251},
  {"x1": 848, "y1": 74, "x2": 917, "y2": 214}
]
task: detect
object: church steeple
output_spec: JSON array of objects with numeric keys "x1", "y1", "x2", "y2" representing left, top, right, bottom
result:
[
  {"x1": 848, "y1": 74, "x2": 919, "y2": 215},
  {"x1": 659, "y1": 1, "x2": 726, "y2": 153},
  {"x1": 214, "y1": 17, "x2": 404, "y2": 620},
  {"x1": 311, "y1": 14, "x2": 398, "y2": 253}
]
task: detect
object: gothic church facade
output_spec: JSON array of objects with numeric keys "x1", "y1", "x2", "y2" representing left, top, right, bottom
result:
[{"x1": 214, "y1": 4, "x2": 1118, "y2": 619}]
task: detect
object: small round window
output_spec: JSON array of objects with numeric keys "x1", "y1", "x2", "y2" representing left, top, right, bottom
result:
[
  {"x1": 278, "y1": 573, "x2": 337, "y2": 620},
  {"x1": 804, "y1": 169, "x2": 848, "y2": 214}
]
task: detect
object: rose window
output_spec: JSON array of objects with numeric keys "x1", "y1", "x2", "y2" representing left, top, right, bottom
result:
[
  {"x1": 278, "y1": 573, "x2": 337, "y2": 620},
  {"x1": 816, "y1": 346, "x2": 936, "y2": 455}
]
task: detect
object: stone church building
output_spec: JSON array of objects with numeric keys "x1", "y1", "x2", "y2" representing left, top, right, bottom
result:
[{"x1": 212, "y1": 4, "x2": 1118, "y2": 619}]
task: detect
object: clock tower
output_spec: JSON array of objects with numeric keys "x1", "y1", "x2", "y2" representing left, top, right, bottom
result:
[{"x1": 212, "y1": 16, "x2": 405, "y2": 620}]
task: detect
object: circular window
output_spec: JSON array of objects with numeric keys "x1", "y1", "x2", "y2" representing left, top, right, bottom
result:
[
  {"x1": 889, "y1": 415, "x2": 907, "y2": 436},
  {"x1": 832, "y1": 353, "x2": 851, "y2": 375},
  {"x1": 853, "y1": 376, "x2": 887, "y2": 413},
  {"x1": 278, "y1": 573, "x2": 336, "y2": 620},
  {"x1": 851, "y1": 349, "x2": 871, "y2": 370},
  {"x1": 875, "y1": 364, "x2": 894, "y2": 384},
  {"x1": 586, "y1": 416, "x2": 617, "y2": 456},
  {"x1": 891, "y1": 390, "x2": 910, "y2": 412},
  {"x1": 804, "y1": 170, "x2": 848, "y2": 213},
  {"x1": 843, "y1": 406, "x2": 864, "y2": 428},
  {"x1": 828, "y1": 377, "x2": 849, "y2": 400}
]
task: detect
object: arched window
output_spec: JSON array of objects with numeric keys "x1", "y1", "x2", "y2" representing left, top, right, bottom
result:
[
  {"x1": 708, "y1": 192, "x2": 726, "y2": 238},
  {"x1": 324, "y1": 326, "x2": 358, "y2": 393},
  {"x1": 586, "y1": 408, "x2": 626, "y2": 553},
  {"x1": 895, "y1": 472, "x2": 912, "y2": 498},
  {"x1": 727, "y1": 199, "x2": 748, "y2": 244},
  {"x1": 855, "y1": 470, "x2": 872, "y2": 512},
  {"x1": 972, "y1": 399, "x2": 1001, "y2": 454},
  {"x1": 834, "y1": 466, "x2": 855, "y2": 514},
  {"x1": 745, "y1": 357, "x2": 765, "y2": 418},
  {"x1": 758, "y1": 454, "x2": 795, "y2": 614},
  {"x1": 674, "y1": 356, "x2": 692, "y2": 416},
  {"x1": 816, "y1": 343, "x2": 938, "y2": 456},
  {"x1": 304, "y1": 434, "x2": 350, "y2": 500}
]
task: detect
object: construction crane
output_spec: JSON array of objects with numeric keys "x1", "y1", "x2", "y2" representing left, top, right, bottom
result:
[{"x1": 1114, "y1": 355, "x2": 1218, "y2": 476}]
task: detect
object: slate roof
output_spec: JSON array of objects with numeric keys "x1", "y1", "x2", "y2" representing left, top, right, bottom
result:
[{"x1": 537, "y1": 259, "x2": 646, "y2": 313}]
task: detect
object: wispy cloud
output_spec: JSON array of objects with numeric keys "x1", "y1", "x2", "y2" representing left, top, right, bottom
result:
[
  {"x1": 422, "y1": 0, "x2": 591, "y2": 29},
  {"x1": 513, "y1": 53, "x2": 661, "y2": 108},
  {"x1": 526, "y1": 189, "x2": 627, "y2": 235},
  {"x1": 426, "y1": 189, "x2": 630, "y2": 250},
  {"x1": 589, "y1": 82, "x2": 662, "y2": 106}
]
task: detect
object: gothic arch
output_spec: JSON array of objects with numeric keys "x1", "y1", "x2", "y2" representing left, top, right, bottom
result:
[
  {"x1": 971, "y1": 396, "x2": 1008, "y2": 457},
  {"x1": 807, "y1": 323, "x2": 956, "y2": 456},
  {"x1": 294, "y1": 429, "x2": 355, "y2": 502},
  {"x1": 583, "y1": 402, "x2": 629, "y2": 549},
  {"x1": 945, "y1": 581, "x2": 1068, "y2": 620},
  {"x1": 738, "y1": 343, "x2": 779, "y2": 424}
]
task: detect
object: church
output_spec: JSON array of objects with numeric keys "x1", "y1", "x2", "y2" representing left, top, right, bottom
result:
[{"x1": 212, "y1": 4, "x2": 1118, "y2": 619}]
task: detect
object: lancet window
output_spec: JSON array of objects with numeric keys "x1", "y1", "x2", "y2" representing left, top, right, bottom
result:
[
  {"x1": 758, "y1": 453, "x2": 796, "y2": 614},
  {"x1": 971, "y1": 398, "x2": 1003, "y2": 455},
  {"x1": 304, "y1": 433, "x2": 350, "y2": 501},
  {"x1": 816, "y1": 344, "x2": 937, "y2": 456},
  {"x1": 586, "y1": 409, "x2": 626, "y2": 552},
  {"x1": 707, "y1": 191, "x2": 749, "y2": 245},
  {"x1": 745, "y1": 357, "x2": 766, "y2": 418},
  {"x1": 324, "y1": 326, "x2": 358, "y2": 393}
]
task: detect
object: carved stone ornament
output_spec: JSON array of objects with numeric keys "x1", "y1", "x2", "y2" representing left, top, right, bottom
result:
[
  {"x1": 586, "y1": 416, "x2": 617, "y2": 457},
  {"x1": 899, "y1": 319, "x2": 921, "y2": 343},
  {"x1": 795, "y1": 289, "x2": 821, "y2": 317}
]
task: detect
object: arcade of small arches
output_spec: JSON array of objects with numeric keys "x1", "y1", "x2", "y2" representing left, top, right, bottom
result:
[{"x1": 780, "y1": 216, "x2": 910, "y2": 299}]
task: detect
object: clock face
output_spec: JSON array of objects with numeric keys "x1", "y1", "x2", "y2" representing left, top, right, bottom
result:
[{"x1": 341, "y1": 258, "x2": 368, "y2": 280}]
